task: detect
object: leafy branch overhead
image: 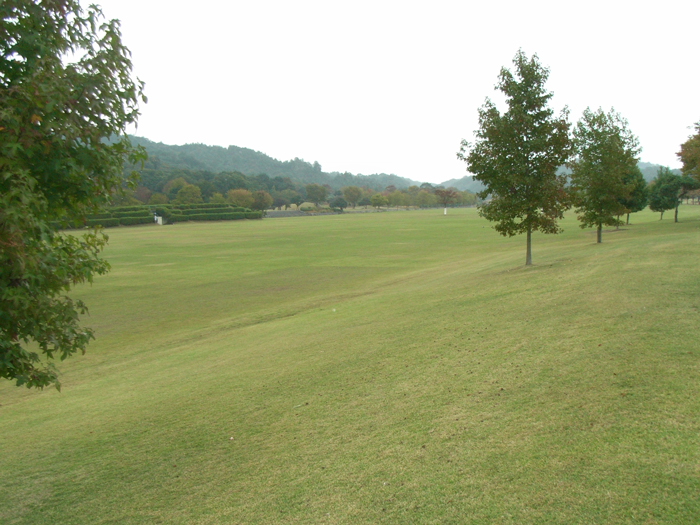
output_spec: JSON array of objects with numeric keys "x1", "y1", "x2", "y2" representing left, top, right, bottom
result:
[{"x1": 0, "y1": 1, "x2": 146, "y2": 389}]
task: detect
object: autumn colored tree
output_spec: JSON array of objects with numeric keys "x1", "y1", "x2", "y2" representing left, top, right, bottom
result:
[
  {"x1": 434, "y1": 188, "x2": 459, "y2": 215},
  {"x1": 458, "y1": 50, "x2": 571, "y2": 265},
  {"x1": 226, "y1": 188, "x2": 254, "y2": 209},
  {"x1": 1, "y1": 1, "x2": 146, "y2": 389},
  {"x1": 677, "y1": 121, "x2": 700, "y2": 181}
]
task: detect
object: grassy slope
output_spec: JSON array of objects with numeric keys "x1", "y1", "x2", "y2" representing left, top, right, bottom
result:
[{"x1": 1, "y1": 208, "x2": 699, "y2": 524}]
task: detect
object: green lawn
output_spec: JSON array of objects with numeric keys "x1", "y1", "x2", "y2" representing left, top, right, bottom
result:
[{"x1": 1, "y1": 207, "x2": 699, "y2": 524}]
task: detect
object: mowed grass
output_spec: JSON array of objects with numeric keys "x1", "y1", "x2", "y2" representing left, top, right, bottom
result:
[{"x1": 1, "y1": 207, "x2": 699, "y2": 524}]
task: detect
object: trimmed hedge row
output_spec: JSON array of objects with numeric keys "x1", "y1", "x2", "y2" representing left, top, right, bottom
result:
[
  {"x1": 84, "y1": 216, "x2": 153, "y2": 228},
  {"x1": 73, "y1": 203, "x2": 263, "y2": 228},
  {"x1": 110, "y1": 205, "x2": 146, "y2": 213},
  {"x1": 163, "y1": 203, "x2": 232, "y2": 210}
]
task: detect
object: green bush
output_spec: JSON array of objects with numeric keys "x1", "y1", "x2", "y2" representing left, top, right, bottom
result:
[{"x1": 245, "y1": 211, "x2": 263, "y2": 219}]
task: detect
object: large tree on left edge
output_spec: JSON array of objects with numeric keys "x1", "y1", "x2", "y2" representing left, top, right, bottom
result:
[{"x1": 0, "y1": 1, "x2": 146, "y2": 389}]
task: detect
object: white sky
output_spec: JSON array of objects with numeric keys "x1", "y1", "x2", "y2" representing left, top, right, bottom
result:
[{"x1": 97, "y1": 0, "x2": 699, "y2": 184}]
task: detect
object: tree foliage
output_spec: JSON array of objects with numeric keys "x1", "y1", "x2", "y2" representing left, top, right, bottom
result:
[
  {"x1": 1, "y1": 1, "x2": 146, "y2": 389},
  {"x1": 370, "y1": 194, "x2": 388, "y2": 209},
  {"x1": 250, "y1": 190, "x2": 273, "y2": 211},
  {"x1": 618, "y1": 165, "x2": 648, "y2": 224},
  {"x1": 226, "y1": 188, "x2": 254, "y2": 208},
  {"x1": 434, "y1": 188, "x2": 459, "y2": 213},
  {"x1": 649, "y1": 167, "x2": 679, "y2": 220},
  {"x1": 677, "y1": 121, "x2": 700, "y2": 181},
  {"x1": 458, "y1": 50, "x2": 571, "y2": 265},
  {"x1": 342, "y1": 186, "x2": 363, "y2": 208},
  {"x1": 330, "y1": 196, "x2": 347, "y2": 211},
  {"x1": 569, "y1": 108, "x2": 640, "y2": 242},
  {"x1": 175, "y1": 184, "x2": 203, "y2": 204},
  {"x1": 305, "y1": 183, "x2": 328, "y2": 206}
]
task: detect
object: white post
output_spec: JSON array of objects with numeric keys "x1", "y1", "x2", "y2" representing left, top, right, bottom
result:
[{"x1": 444, "y1": 207, "x2": 447, "y2": 215}]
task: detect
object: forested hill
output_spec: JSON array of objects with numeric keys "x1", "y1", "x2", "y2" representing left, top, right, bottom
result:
[
  {"x1": 637, "y1": 162, "x2": 682, "y2": 182},
  {"x1": 129, "y1": 136, "x2": 421, "y2": 192},
  {"x1": 441, "y1": 162, "x2": 682, "y2": 193}
]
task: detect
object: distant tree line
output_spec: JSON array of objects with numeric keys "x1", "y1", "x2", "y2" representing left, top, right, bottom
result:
[{"x1": 112, "y1": 163, "x2": 477, "y2": 212}]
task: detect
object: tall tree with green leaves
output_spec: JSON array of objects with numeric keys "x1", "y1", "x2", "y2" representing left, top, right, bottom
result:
[
  {"x1": 618, "y1": 166, "x2": 649, "y2": 225},
  {"x1": 342, "y1": 186, "x2": 363, "y2": 208},
  {"x1": 1, "y1": 1, "x2": 146, "y2": 389},
  {"x1": 648, "y1": 167, "x2": 700, "y2": 222},
  {"x1": 648, "y1": 167, "x2": 679, "y2": 220},
  {"x1": 305, "y1": 183, "x2": 328, "y2": 207},
  {"x1": 569, "y1": 108, "x2": 640, "y2": 242},
  {"x1": 458, "y1": 50, "x2": 571, "y2": 265},
  {"x1": 251, "y1": 190, "x2": 273, "y2": 211}
]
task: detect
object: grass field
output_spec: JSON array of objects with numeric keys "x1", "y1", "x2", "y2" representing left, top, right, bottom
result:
[{"x1": 1, "y1": 207, "x2": 699, "y2": 524}]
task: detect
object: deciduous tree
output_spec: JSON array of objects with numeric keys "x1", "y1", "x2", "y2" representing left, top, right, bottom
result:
[
  {"x1": 370, "y1": 194, "x2": 388, "y2": 209},
  {"x1": 569, "y1": 108, "x2": 640, "y2": 242},
  {"x1": 677, "y1": 121, "x2": 700, "y2": 181},
  {"x1": 305, "y1": 183, "x2": 328, "y2": 207},
  {"x1": 458, "y1": 50, "x2": 571, "y2": 265},
  {"x1": 1, "y1": 1, "x2": 146, "y2": 389},
  {"x1": 648, "y1": 168, "x2": 679, "y2": 220},
  {"x1": 342, "y1": 186, "x2": 363, "y2": 208},
  {"x1": 226, "y1": 188, "x2": 254, "y2": 209},
  {"x1": 251, "y1": 190, "x2": 273, "y2": 211},
  {"x1": 175, "y1": 184, "x2": 203, "y2": 204},
  {"x1": 618, "y1": 166, "x2": 648, "y2": 225},
  {"x1": 434, "y1": 188, "x2": 459, "y2": 215},
  {"x1": 330, "y1": 196, "x2": 348, "y2": 211}
]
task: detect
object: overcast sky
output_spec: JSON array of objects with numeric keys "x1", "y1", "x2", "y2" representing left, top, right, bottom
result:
[{"x1": 97, "y1": 0, "x2": 699, "y2": 184}]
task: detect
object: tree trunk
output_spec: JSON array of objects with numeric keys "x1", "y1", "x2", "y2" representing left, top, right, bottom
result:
[
  {"x1": 674, "y1": 204, "x2": 679, "y2": 223},
  {"x1": 525, "y1": 228, "x2": 532, "y2": 266},
  {"x1": 597, "y1": 223, "x2": 602, "y2": 243},
  {"x1": 660, "y1": 211, "x2": 664, "y2": 220},
  {"x1": 616, "y1": 215, "x2": 620, "y2": 230},
  {"x1": 626, "y1": 213, "x2": 630, "y2": 225}
]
